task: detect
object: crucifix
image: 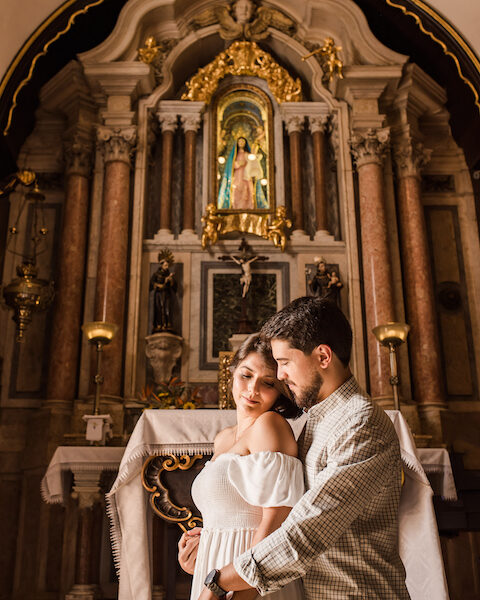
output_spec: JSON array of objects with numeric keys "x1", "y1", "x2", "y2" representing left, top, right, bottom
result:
[{"x1": 218, "y1": 238, "x2": 269, "y2": 333}]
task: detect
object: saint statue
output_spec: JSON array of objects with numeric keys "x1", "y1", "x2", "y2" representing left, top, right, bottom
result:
[
  {"x1": 150, "y1": 248, "x2": 178, "y2": 333},
  {"x1": 306, "y1": 257, "x2": 343, "y2": 305},
  {"x1": 217, "y1": 137, "x2": 267, "y2": 210}
]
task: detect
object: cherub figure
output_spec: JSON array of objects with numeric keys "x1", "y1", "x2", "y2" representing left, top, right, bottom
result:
[
  {"x1": 201, "y1": 203, "x2": 223, "y2": 249},
  {"x1": 302, "y1": 37, "x2": 344, "y2": 83},
  {"x1": 138, "y1": 36, "x2": 160, "y2": 64},
  {"x1": 264, "y1": 206, "x2": 292, "y2": 252}
]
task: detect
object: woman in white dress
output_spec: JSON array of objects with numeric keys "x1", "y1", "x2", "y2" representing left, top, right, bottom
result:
[{"x1": 178, "y1": 334, "x2": 305, "y2": 600}]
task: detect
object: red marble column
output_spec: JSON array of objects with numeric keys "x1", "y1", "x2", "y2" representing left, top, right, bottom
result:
[
  {"x1": 158, "y1": 114, "x2": 177, "y2": 231},
  {"x1": 310, "y1": 116, "x2": 329, "y2": 232},
  {"x1": 94, "y1": 126, "x2": 136, "y2": 397},
  {"x1": 180, "y1": 113, "x2": 201, "y2": 232},
  {"x1": 285, "y1": 116, "x2": 305, "y2": 231},
  {"x1": 350, "y1": 129, "x2": 396, "y2": 399},
  {"x1": 394, "y1": 139, "x2": 447, "y2": 414},
  {"x1": 46, "y1": 142, "x2": 92, "y2": 408}
]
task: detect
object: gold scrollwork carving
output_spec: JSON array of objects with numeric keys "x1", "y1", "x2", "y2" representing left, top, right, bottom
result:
[
  {"x1": 181, "y1": 41, "x2": 302, "y2": 105},
  {"x1": 302, "y1": 37, "x2": 344, "y2": 84},
  {"x1": 200, "y1": 204, "x2": 291, "y2": 251},
  {"x1": 141, "y1": 454, "x2": 204, "y2": 532},
  {"x1": 218, "y1": 351, "x2": 235, "y2": 409}
]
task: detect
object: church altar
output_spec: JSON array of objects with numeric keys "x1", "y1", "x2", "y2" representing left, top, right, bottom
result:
[{"x1": 41, "y1": 409, "x2": 452, "y2": 600}]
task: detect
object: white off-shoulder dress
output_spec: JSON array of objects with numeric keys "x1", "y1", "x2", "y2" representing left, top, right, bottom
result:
[{"x1": 190, "y1": 451, "x2": 305, "y2": 600}]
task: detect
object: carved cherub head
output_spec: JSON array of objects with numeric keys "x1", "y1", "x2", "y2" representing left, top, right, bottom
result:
[{"x1": 233, "y1": 0, "x2": 253, "y2": 24}]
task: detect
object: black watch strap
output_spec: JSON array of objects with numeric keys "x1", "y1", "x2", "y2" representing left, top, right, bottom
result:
[{"x1": 204, "y1": 568, "x2": 228, "y2": 599}]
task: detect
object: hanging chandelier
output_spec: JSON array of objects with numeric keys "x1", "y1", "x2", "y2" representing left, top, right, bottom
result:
[{"x1": 1, "y1": 171, "x2": 55, "y2": 341}]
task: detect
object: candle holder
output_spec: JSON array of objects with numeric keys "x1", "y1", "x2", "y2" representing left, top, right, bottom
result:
[
  {"x1": 81, "y1": 321, "x2": 118, "y2": 444},
  {"x1": 372, "y1": 322, "x2": 410, "y2": 411}
]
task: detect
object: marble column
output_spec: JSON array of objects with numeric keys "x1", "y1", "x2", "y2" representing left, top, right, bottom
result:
[
  {"x1": 46, "y1": 140, "x2": 92, "y2": 409},
  {"x1": 94, "y1": 126, "x2": 136, "y2": 398},
  {"x1": 393, "y1": 138, "x2": 447, "y2": 424},
  {"x1": 284, "y1": 116, "x2": 305, "y2": 231},
  {"x1": 350, "y1": 128, "x2": 396, "y2": 399},
  {"x1": 180, "y1": 114, "x2": 201, "y2": 232},
  {"x1": 310, "y1": 116, "x2": 329, "y2": 233},
  {"x1": 66, "y1": 471, "x2": 103, "y2": 600},
  {"x1": 157, "y1": 114, "x2": 177, "y2": 232}
]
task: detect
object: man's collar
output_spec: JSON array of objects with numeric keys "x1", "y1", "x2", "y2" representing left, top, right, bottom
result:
[{"x1": 306, "y1": 375, "x2": 360, "y2": 419}]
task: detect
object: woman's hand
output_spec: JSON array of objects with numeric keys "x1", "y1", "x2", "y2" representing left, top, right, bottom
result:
[{"x1": 178, "y1": 527, "x2": 202, "y2": 574}]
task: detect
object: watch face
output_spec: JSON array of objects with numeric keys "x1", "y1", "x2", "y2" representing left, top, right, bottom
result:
[{"x1": 205, "y1": 569, "x2": 219, "y2": 586}]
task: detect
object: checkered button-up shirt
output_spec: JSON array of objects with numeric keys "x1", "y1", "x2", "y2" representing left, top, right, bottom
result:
[{"x1": 234, "y1": 376, "x2": 410, "y2": 599}]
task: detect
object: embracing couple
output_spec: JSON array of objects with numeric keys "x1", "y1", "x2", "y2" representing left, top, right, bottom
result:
[{"x1": 179, "y1": 296, "x2": 411, "y2": 600}]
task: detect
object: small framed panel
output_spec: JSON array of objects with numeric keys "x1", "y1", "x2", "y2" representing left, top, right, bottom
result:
[
  {"x1": 213, "y1": 84, "x2": 274, "y2": 212},
  {"x1": 200, "y1": 261, "x2": 289, "y2": 370}
]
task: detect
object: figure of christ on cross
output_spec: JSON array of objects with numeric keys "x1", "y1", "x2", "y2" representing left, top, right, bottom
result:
[{"x1": 218, "y1": 238, "x2": 269, "y2": 333}]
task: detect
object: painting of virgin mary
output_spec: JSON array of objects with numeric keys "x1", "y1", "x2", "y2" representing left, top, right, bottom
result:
[
  {"x1": 214, "y1": 86, "x2": 272, "y2": 211},
  {"x1": 217, "y1": 136, "x2": 267, "y2": 210}
]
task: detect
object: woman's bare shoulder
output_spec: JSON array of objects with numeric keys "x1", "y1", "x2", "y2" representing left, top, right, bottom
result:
[
  {"x1": 248, "y1": 411, "x2": 297, "y2": 456},
  {"x1": 213, "y1": 426, "x2": 235, "y2": 452}
]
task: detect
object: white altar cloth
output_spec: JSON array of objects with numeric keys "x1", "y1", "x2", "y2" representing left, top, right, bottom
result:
[
  {"x1": 417, "y1": 447, "x2": 458, "y2": 500},
  {"x1": 41, "y1": 409, "x2": 453, "y2": 600},
  {"x1": 40, "y1": 446, "x2": 125, "y2": 503}
]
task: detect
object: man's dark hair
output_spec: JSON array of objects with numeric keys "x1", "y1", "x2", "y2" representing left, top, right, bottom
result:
[{"x1": 261, "y1": 297, "x2": 352, "y2": 366}]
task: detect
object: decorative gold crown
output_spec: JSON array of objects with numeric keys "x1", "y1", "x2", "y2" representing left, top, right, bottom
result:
[{"x1": 157, "y1": 248, "x2": 175, "y2": 264}]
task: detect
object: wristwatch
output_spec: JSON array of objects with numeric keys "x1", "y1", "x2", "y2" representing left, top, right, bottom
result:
[{"x1": 204, "y1": 568, "x2": 228, "y2": 599}]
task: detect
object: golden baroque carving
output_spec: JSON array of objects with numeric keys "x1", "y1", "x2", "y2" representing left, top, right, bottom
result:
[
  {"x1": 191, "y1": 0, "x2": 296, "y2": 42},
  {"x1": 182, "y1": 41, "x2": 302, "y2": 104},
  {"x1": 142, "y1": 454, "x2": 204, "y2": 532},
  {"x1": 264, "y1": 206, "x2": 292, "y2": 252},
  {"x1": 218, "y1": 351, "x2": 235, "y2": 409},
  {"x1": 137, "y1": 36, "x2": 178, "y2": 84},
  {"x1": 302, "y1": 37, "x2": 344, "y2": 84},
  {"x1": 200, "y1": 203, "x2": 291, "y2": 251}
]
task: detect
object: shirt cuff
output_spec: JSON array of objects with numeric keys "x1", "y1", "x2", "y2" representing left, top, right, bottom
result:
[{"x1": 233, "y1": 549, "x2": 271, "y2": 596}]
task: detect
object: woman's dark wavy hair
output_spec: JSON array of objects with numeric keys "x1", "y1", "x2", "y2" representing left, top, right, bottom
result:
[{"x1": 230, "y1": 334, "x2": 302, "y2": 419}]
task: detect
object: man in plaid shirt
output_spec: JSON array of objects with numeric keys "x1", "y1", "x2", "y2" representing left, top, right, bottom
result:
[{"x1": 196, "y1": 297, "x2": 410, "y2": 600}]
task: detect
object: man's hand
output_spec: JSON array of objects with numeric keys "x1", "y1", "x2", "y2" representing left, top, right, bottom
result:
[{"x1": 178, "y1": 527, "x2": 201, "y2": 574}]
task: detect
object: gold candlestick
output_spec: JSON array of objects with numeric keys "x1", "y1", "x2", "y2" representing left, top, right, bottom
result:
[
  {"x1": 82, "y1": 321, "x2": 118, "y2": 415},
  {"x1": 372, "y1": 322, "x2": 410, "y2": 411}
]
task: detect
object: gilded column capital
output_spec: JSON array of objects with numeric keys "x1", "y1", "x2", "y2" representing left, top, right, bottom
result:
[
  {"x1": 349, "y1": 128, "x2": 390, "y2": 168},
  {"x1": 393, "y1": 138, "x2": 432, "y2": 178},
  {"x1": 157, "y1": 113, "x2": 178, "y2": 132},
  {"x1": 97, "y1": 125, "x2": 136, "y2": 166},
  {"x1": 64, "y1": 140, "x2": 93, "y2": 178},
  {"x1": 180, "y1": 113, "x2": 202, "y2": 132},
  {"x1": 309, "y1": 115, "x2": 329, "y2": 134},
  {"x1": 284, "y1": 115, "x2": 305, "y2": 134}
]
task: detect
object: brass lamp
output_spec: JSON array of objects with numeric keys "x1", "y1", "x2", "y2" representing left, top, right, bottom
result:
[
  {"x1": 82, "y1": 321, "x2": 118, "y2": 415},
  {"x1": 2, "y1": 176, "x2": 54, "y2": 341},
  {"x1": 372, "y1": 322, "x2": 410, "y2": 411}
]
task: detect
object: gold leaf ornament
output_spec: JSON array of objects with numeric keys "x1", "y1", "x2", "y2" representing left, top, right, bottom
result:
[{"x1": 182, "y1": 41, "x2": 302, "y2": 104}]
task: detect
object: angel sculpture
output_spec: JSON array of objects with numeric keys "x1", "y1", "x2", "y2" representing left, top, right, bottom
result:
[
  {"x1": 191, "y1": 0, "x2": 296, "y2": 41},
  {"x1": 302, "y1": 37, "x2": 344, "y2": 83}
]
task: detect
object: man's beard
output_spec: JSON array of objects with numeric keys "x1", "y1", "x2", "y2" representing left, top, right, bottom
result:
[{"x1": 289, "y1": 372, "x2": 323, "y2": 410}]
